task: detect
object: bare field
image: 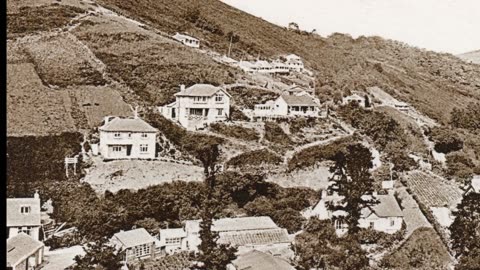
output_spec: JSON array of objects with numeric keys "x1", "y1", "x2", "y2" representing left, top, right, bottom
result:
[{"x1": 83, "y1": 159, "x2": 204, "y2": 193}]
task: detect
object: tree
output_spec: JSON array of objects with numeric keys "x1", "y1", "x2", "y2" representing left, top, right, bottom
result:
[
  {"x1": 449, "y1": 192, "x2": 480, "y2": 260},
  {"x1": 73, "y1": 239, "x2": 123, "y2": 270},
  {"x1": 364, "y1": 95, "x2": 371, "y2": 108},
  {"x1": 294, "y1": 218, "x2": 369, "y2": 270},
  {"x1": 327, "y1": 144, "x2": 378, "y2": 233},
  {"x1": 193, "y1": 144, "x2": 237, "y2": 270}
]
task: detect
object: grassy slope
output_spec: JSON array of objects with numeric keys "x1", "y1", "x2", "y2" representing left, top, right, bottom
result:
[{"x1": 96, "y1": 0, "x2": 480, "y2": 124}]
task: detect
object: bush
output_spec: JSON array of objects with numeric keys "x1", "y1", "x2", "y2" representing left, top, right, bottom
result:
[
  {"x1": 264, "y1": 121, "x2": 292, "y2": 146},
  {"x1": 428, "y1": 127, "x2": 463, "y2": 154},
  {"x1": 210, "y1": 123, "x2": 259, "y2": 141},
  {"x1": 227, "y1": 149, "x2": 282, "y2": 168}
]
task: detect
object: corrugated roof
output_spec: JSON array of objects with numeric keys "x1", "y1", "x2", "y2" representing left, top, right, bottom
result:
[
  {"x1": 174, "y1": 84, "x2": 230, "y2": 97},
  {"x1": 280, "y1": 94, "x2": 318, "y2": 106},
  {"x1": 99, "y1": 117, "x2": 157, "y2": 133},
  {"x1": 213, "y1": 216, "x2": 279, "y2": 232},
  {"x1": 7, "y1": 197, "x2": 41, "y2": 227},
  {"x1": 233, "y1": 250, "x2": 295, "y2": 270},
  {"x1": 217, "y1": 228, "x2": 291, "y2": 246},
  {"x1": 112, "y1": 228, "x2": 156, "y2": 249},
  {"x1": 7, "y1": 233, "x2": 44, "y2": 266},
  {"x1": 370, "y1": 195, "x2": 404, "y2": 217}
]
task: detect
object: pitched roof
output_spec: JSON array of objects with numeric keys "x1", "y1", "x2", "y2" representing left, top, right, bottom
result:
[
  {"x1": 217, "y1": 228, "x2": 291, "y2": 246},
  {"x1": 369, "y1": 195, "x2": 403, "y2": 217},
  {"x1": 159, "y1": 228, "x2": 187, "y2": 239},
  {"x1": 99, "y1": 117, "x2": 157, "y2": 133},
  {"x1": 345, "y1": 93, "x2": 365, "y2": 100},
  {"x1": 280, "y1": 94, "x2": 318, "y2": 106},
  {"x1": 7, "y1": 233, "x2": 44, "y2": 267},
  {"x1": 233, "y1": 250, "x2": 295, "y2": 270},
  {"x1": 213, "y1": 216, "x2": 279, "y2": 232},
  {"x1": 173, "y1": 33, "x2": 198, "y2": 41},
  {"x1": 112, "y1": 228, "x2": 156, "y2": 249},
  {"x1": 174, "y1": 84, "x2": 230, "y2": 97},
  {"x1": 7, "y1": 197, "x2": 41, "y2": 227}
]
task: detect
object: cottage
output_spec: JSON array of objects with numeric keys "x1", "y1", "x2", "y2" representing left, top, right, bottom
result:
[
  {"x1": 7, "y1": 192, "x2": 42, "y2": 240},
  {"x1": 7, "y1": 233, "x2": 44, "y2": 270},
  {"x1": 284, "y1": 54, "x2": 304, "y2": 72},
  {"x1": 238, "y1": 61, "x2": 256, "y2": 74},
  {"x1": 303, "y1": 190, "x2": 404, "y2": 235},
  {"x1": 172, "y1": 33, "x2": 200, "y2": 48},
  {"x1": 271, "y1": 61, "x2": 291, "y2": 74},
  {"x1": 358, "y1": 194, "x2": 404, "y2": 234},
  {"x1": 464, "y1": 175, "x2": 480, "y2": 195},
  {"x1": 111, "y1": 228, "x2": 157, "y2": 263},
  {"x1": 98, "y1": 116, "x2": 157, "y2": 160},
  {"x1": 185, "y1": 216, "x2": 291, "y2": 253},
  {"x1": 159, "y1": 84, "x2": 231, "y2": 130},
  {"x1": 393, "y1": 101, "x2": 410, "y2": 112},
  {"x1": 252, "y1": 60, "x2": 274, "y2": 74},
  {"x1": 342, "y1": 93, "x2": 366, "y2": 107},
  {"x1": 229, "y1": 250, "x2": 295, "y2": 270},
  {"x1": 253, "y1": 93, "x2": 320, "y2": 120},
  {"x1": 156, "y1": 228, "x2": 188, "y2": 255}
]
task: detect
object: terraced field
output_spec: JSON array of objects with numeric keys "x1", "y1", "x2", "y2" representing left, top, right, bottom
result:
[{"x1": 403, "y1": 170, "x2": 463, "y2": 208}]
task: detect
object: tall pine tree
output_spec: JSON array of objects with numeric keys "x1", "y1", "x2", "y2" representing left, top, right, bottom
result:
[{"x1": 327, "y1": 143, "x2": 378, "y2": 233}]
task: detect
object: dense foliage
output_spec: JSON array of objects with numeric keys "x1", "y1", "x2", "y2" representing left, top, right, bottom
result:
[
  {"x1": 263, "y1": 121, "x2": 293, "y2": 146},
  {"x1": 73, "y1": 239, "x2": 123, "y2": 270},
  {"x1": 450, "y1": 102, "x2": 480, "y2": 132},
  {"x1": 294, "y1": 218, "x2": 369, "y2": 270},
  {"x1": 226, "y1": 148, "x2": 283, "y2": 168},
  {"x1": 427, "y1": 127, "x2": 464, "y2": 154},
  {"x1": 209, "y1": 123, "x2": 259, "y2": 141}
]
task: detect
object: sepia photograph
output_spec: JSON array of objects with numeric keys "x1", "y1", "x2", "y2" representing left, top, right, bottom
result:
[{"x1": 5, "y1": 0, "x2": 480, "y2": 269}]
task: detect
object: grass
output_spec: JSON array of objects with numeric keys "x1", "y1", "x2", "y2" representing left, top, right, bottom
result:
[
  {"x1": 264, "y1": 121, "x2": 293, "y2": 147},
  {"x1": 381, "y1": 227, "x2": 452, "y2": 270},
  {"x1": 226, "y1": 148, "x2": 283, "y2": 168},
  {"x1": 210, "y1": 123, "x2": 259, "y2": 141},
  {"x1": 228, "y1": 86, "x2": 278, "y2": 109}
]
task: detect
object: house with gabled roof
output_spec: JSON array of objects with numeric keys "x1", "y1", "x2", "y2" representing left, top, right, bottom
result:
[
  {"x1": 99, "y1": 116, "x2": 158, "y2": 159},
  {"x1": 358, "y1": 194, "x2": 404, "y2": 234},
  {"x1": 110, "y1": 228, "x2": 157, "y2": 263},
  {"x1": 7, "y1": 233, "x2": 44, "y2": 270},
  {"x1": 159, "y1": 84, "x2": 231, "y2": 130},
  {"x1": 464, "y1": 175, "x2": 480, "y2": 195},
  {"x1": 343, "y1": 93, "x2": 367, "y2": 107},
  {"x1": 284, "y1": 54, "x2": 304, "y2": 72},
  {"x1": 156, "y1": 228, "x2": 188, "y2": 255},
  {"x1": 253, "y1": 93, "x2": 320, "y2": 120},
  {"x1": 7, "y1": 192, "x2": 42, "y2": 241},
  {"x1": 172, "y1": 32, "x2": 200, "y2": 48},
  {"x1": 283, "y1": 84, "x2": 314, "y2": 96}
]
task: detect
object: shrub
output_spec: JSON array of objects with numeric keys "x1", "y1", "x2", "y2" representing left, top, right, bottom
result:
[
  {"x1": 210, "y1": 123, "x2": 259, "y2": 141},
  {"x1": 227, "y1": 149, "x2": 282, "y2": 168},
  {"x1": 428, "y1": 127, "x2": 463, "y2": 154},
  {"x1": 264, "y1": 121, "x2": 292, "y2": 146}
]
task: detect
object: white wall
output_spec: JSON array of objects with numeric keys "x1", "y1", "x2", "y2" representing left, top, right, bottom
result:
[
  {"x1": 99, "y1": 131, "x2": 156, "y2": 159},
  {"x1": 358, "y1": 214, "x2": 403, "y2": 234},
  {"x1": 176, "y1": 92, "x2": 231, "y2": 130},
  {"x1": 8, "y1": 226, "x2": 40, "y2": 241}
]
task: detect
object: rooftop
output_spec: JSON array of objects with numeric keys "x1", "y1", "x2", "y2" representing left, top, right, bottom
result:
[
  {"x1": 233, "y1": 250, "x2": 295, "y2": 270},
  {"x1": 175, "y1": 84, "x2": 230, "y2": 97},
  {"x1": 7, "y1": 233, "x2": 44, "y2": 267},
  {"x1": 112, "y1": 228, "x2": 156, "y2": 249},
  {"x1": 7, "y1": 196, "x2": 41, "y2": 227},
  {"x1": 281, "y1": 94, "x2": 318, "y2": 106},
  {"x1": 217, "y1": 228, "x2": 291, "y2": 246},
  {"x1": 471, "y1": 175, "x2": 480, "y2": 193},
  {"x1": 99, "y1": 117, "x2": 157, "y2": 133},
  {"x1": 159, "y1": 228, "x2": 187, "y2": 239},
  {"x1": 173, "y1": 32, "x2": 198, "y2": 41},
  {"x1": 366, "y1": 194, "x2": 404, "y2": 218},
  {"x1": 185, "y1": 216, "x2": 281, "y2": 233}
]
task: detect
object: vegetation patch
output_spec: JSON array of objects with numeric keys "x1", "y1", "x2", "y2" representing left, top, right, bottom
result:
[
  {"x1": 287, "y1": 137, "x2": 353, "y2": 172},
  {"x1": 380, "y1": 227, "x2": 452, "y2": 270},
  {"x1": 228, "y1": 87, "x2": 278, "y2": 109},
  {"x1": 226, "y1": 149, "x2": 283, "y2": 168},
  {"x1": 264, "y1": 121, "x2": 293, "y2": 147},
  {"x1": 210, "y1": 123, "x2": 259, "y2": 141}
]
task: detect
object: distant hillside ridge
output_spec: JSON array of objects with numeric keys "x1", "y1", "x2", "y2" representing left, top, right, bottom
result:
[{"x1": 457, "y1": 50, "x2": 480, "y2": 64}]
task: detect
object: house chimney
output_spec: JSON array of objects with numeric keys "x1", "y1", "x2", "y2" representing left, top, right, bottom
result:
[
  {"x1": 134, "y1": 106, "x2": 138, "y2": 119},
  {"x1": 321, "y1": 189, "x2": 327, "y2": 198},
  {"x1": 180, "y1": 84, "x2": 185, "y2": 91},
  {"x1": 34, "y1": 190, "x2": 39, "y2": 199},
  {"x1": 104, "y1": 116, "x2": 110, "y2": 125},
  {"x1": 372, "y1": 191, "x2": 378, "y2": 197}
]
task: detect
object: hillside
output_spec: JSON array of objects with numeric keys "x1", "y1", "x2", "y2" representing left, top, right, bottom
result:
[
  {"x1": 94, "y1": 0, "x2": 480, "y2": 125},
  {"x1": 458, "y1": 50, "x2": 480, "y2": 65}
]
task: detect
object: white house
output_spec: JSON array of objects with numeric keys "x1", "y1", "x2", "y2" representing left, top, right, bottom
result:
[
  {"x1": 303, "y1": 190, "x2": 404, "y2": 235},
  {"x1": 7, "y1": 233, "x2": 44, "y2": 270},
  {"x1": 173, "y1": 33, "x2": 200, "y2": 48},
  {"x1": 159, "y1": 84, "x2": 231, "y2": 130},
  {"x1": 393, "y1": 101, "x2": 410, "y2": 112},
  {"x1": 342, "y1": 93, "x2": 366, "y2": 107},
  {"x1": 283, "y1": 84, "x2": 314, "y2": 96},
  {"x1": 99, "y1": 116, "x2": 157, "y2": 160},
  {"x1": 271, "y1": 61, "x2": 291, "y2": 74},
  {"x1": 284, "y1": 54, "x2": 304, "y2": 72},
  {"x1": 7, "y1": 192, "x2": 42, "y2": 241},
  {"x1": 156, "y1": 228, "x2": 188, "y2": 255},
  {"x1": 358, "y1": 194, "x2": 404, "y2": 234},
  {"x1": 184, "y1": 216, "x2": 291, "y2": 254},
  {"x1": 110, "y1": 228, "x2": 157, "y2": 263},
  {"x1": 253, "y1": 93, "x2": 320, "y2": 120}
]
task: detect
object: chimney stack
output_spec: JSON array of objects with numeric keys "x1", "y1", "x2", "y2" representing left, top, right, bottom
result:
[
  {"x1": 372, "y1": 191, "x2": 378, "y2": 197},
  {"x1": 180, "y1": 84, "x2": 185, "y2": 91},
  {"x1": 133, "y1": 106, "x2": 138, "y2": 119},
  {"x1": 104, "y1": 116, "x2": 110, "y2": 125},
  {"x1": 34, "y1": 190, "x2": 39, "y2": 199}
]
